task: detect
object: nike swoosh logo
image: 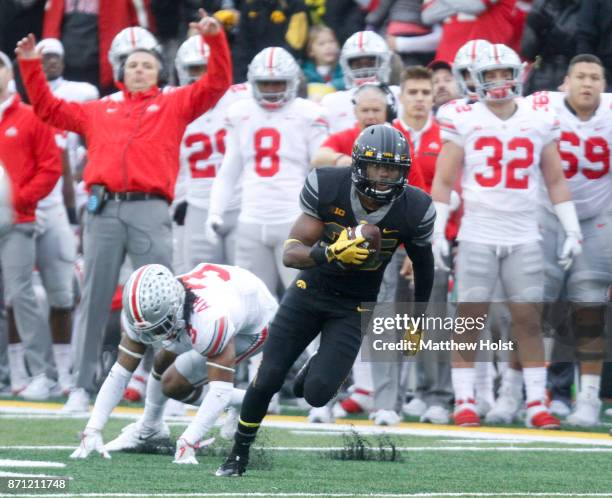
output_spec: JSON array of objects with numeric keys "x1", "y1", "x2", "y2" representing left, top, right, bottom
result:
[{"x1": 383, "y1": 228, "x2": 399, "y2": 234}]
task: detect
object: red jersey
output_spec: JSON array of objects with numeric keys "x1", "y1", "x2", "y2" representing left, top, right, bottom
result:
[
  {"x1": 19, "y1": 32, "x2": 232, "y2": 202},
  {"x1": 0, "y1": 95, "x2": 62, "y2": 224}
]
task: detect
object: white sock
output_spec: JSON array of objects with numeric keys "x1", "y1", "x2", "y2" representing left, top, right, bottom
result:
[
  {"x1": 500, "y1": 367, "x2": 523, "y2": 398},
  {"x1": 522, "y1": 367, "x2": 546, "y2": 404},
  {"x1": 451, "y1": 367, "x2": 475, "y2": 402},
  {"x1": 141, "y1": 373, "x2": 168, "y2": 429},
  {"x1": 87, "y1": 363, "x2": 132, "y2": 431},
  {"x1": 580, "y1": 374, "x2": 601, "y2": 398},
  {"x1": 8, "y1": 343, "x2": 28, "y2": 388},
  {"x1": 53, "y1": 344, "x2": 72, "y2": 385},
  {"x1": 474, "y1": 361, "x2": 495, "y2": 405}
]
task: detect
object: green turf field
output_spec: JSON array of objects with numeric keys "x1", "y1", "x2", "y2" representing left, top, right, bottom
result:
[{"x1": 1, "y1": 400, "x2": 612, "y2": 498}]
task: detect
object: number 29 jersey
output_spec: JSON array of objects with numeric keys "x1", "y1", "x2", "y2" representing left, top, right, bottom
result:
[
  {"x1": 225, "y1": 97, "x2": 329, "y2": 224},
  {"x1": 439, "y1": 98, "x2": 560, "y2": 245},
  {"x1": 179, "y1": 84, "x2": 251, "y2": 210}
]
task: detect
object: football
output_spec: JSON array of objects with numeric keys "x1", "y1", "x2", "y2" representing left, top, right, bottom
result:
[{"x1": 346, "y1": 223, "x2": 381, "y2": 254}]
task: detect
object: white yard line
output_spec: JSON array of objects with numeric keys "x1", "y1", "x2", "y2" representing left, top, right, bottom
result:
[{"x1": 0, "y1": 459, "x2": 65, "y2": 468}]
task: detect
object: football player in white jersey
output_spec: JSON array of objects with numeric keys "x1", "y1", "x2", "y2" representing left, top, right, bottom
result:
[
  {"x1": 530, "y1": 55, "x2": 612, "y2": 427},
  {"x1": 321, "y1": 31, "x2": 399, "y2": 133},
  {"x1": 206, "y1": 47, "x2": 328, "y2": 296},
  {"x1": 69, "y1": 263, "x2": 278, "y2": 463},
  {"x1": 22, "y1": 39, "x2": 98, "y2": 397},
  {"x1": 432, "y1": 44, "x2": 582, "y2": 429},
  {"x1": 175, "y1": 35, "x2": 250, "y2": 270}
]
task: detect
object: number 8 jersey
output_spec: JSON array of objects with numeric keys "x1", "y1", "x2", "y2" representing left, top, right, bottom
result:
[
  {"x1": 438, "y1": 98, "x2": 560, "y2": 245},
  {"x1": 219, "y1": 97, "x2": 329, "y2": 224}
]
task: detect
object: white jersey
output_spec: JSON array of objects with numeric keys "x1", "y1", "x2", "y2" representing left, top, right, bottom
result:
[
  {"x1": 321, "y1": 85, "x2": 401, "y2": 133},
  {"x1": 180, "y1": 83, "x2": 250, "y2": 210},
  {"x1": 38, "y1": 78, "x2": 99, "y2": 210},
  {"x1": 530, "y1": 91, "x2": 612, "y2": 220},
  {"x1": 439, "y1": 98, "x2": 560, "y2": 245},
  {"x1": 124, "y1": 263, "x2": 277, "y2": 359},
  {"x1": 223, "y1": 97, "x2": 328, "y2": 224}
]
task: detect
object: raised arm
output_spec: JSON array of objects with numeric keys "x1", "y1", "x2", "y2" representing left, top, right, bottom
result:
[{"x1": 16, "y1": 34, "x2": 88, "y2": 135}]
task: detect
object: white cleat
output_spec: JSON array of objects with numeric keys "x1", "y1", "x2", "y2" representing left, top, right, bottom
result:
[
  {"x1": 485, "y1": 391, "x2": 522, "y2": 424},
  {"x1": 308, "y1": 405, "x2": 334, "y2": 424},
  {"x1": 420, "y1": 405, "x2": 450, "y2": 425},
  {"x1": 402, "y1": 397, "x2": 427, "y2": 418},
  {"x1": 370, "y1": 409, "x2": 401, "y2": 426},
  {"x1": 220, "y1": 407, "x2": 239, "y2": 440},
  {"x1": 566, "y1": 392, "x2": 602, "y2": 427},
  {"x1": 20, "y1": 374, "x2": 61, "y2": 401},
  {"x1": 104, "y1": 421, "x2": 170, "y2": 452},
  {"x1": 61, "y1": 388, "x2": 90, "y2": 413},
  {"x1": 550, "y1": 400, "x2": 571, "y2": 417}
]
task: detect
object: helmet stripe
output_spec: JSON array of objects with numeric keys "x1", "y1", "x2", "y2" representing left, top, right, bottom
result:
[
  {"x1": 470, "y1": 41, "x2": 477, "y2": 62},
  {"x1": 267, "y1": 47, "x2": 275, "y2": 74},
  {"x1": 493, "y1": 44, "x2": 500, "y2": 64},
  {"x1": 129, "y1": 28, "x2": 136, "y2": 48},
  {"x1": 358, "y1": 31, "x2": 364, "y2": 51},
  {"x1": 129, "y1": 266, "x2": 148, "y2": 323}
]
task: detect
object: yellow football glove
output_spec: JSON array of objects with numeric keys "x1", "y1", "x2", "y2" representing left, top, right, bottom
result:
[
  {"x1": 326, "y1": 229, "x2": 370, "y2": 265},
  {"x1": 403, "y1": 325, "x2": 424, "y2": 357}
]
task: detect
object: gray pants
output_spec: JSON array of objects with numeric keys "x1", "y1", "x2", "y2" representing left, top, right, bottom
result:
[
  {"x1": 72, "y1": 200, "x2": 172, "y2": 392},
  {"x1": 184, "y1": 204, "x2": 238, "y2": 268},
  {"x1": 1, "y1": 224, "x2": 54, "y2": 377},
  {"x1": 234, "y1": 221, "x2": 297, "y2": 296}
]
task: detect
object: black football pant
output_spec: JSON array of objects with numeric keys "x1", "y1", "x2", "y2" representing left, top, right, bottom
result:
[{"x1": 240, "y1": 275, "x2": 364, "y2": 424}]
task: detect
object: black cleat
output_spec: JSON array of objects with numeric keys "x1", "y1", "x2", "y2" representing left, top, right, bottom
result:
[
  {"x1": 293, "y1": 354, "x2": 316, "y2": 398},
  {"x1": 215, "y1": 453, "x2": 248, "y2": 477}
]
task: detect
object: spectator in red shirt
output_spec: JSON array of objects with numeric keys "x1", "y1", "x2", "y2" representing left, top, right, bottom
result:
[
  {"x1": 16, "y1": 11, "x2": 232, "y2": 412},
  {"x1": 0, "y1": 50, "x2": 62, "y2": 399}
]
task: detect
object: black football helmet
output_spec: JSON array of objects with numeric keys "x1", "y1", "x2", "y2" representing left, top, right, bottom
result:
[{"x1": 351, "y1": 124, "x2": 411, "y2": 204}]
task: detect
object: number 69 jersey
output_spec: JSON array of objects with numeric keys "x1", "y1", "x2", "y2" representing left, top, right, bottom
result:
[
  {"x1": 438, "y1": 98, "x2": 560, "y2": 245},
  {"x1": 529, "y1": 91, "x2": 612, "y2": 220},
  {"x1": 179, "y1": 84, "x2": 251, "y2": 210},
  {"x1": 223, "y1": 97, "x2": 329, "y2": 224},
  {"x1": 123, "y1": 264, "x2": 278, "y2": 362}
]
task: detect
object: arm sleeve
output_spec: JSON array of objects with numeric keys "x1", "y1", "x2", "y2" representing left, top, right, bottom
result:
[
  {"x1": 173, "y1": 31, "x2": 233, "y2": 123},
  {"x1": 18, "y1": 59, "x2": 88, "y2": 135},
  {"x1": 394, "y1": 25, "x2": 442, "y2": 54},
  {"x1": 208, "y1": 124, "x2": 243, "y2": 218},
  {"x1": 16, "y1": 120, "x2": 62, "y2": 212},
  {"x1": 299, "y1": 169, "x2": 321, "y2": 219},
  {"x1": 576, "y1": 0, "x2": 599, "y2": 53}
]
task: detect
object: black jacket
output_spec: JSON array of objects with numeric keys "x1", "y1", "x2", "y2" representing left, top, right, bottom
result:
[
  {"x1": 577, "y1": 0, "x2": 612, "y2": 83},
  {"x1": 521, "y1": 0, "x2": 580, "y2": 94}
]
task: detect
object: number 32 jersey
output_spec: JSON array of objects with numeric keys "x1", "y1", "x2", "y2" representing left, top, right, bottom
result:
[
  {"x1": 439, "y1": 98, "x2": 560, "y2": 245},
  {"x1": 225, "y1": 97, "x2": 329, "y2": 224}
]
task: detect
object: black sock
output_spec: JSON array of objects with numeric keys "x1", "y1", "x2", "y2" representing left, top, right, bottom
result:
[
  {"x1": 231, "y1": 383, "x2": 274, "y2": 458},
  {"x1": 232, "y1": 419, "x2": 259, "y2": 458}
]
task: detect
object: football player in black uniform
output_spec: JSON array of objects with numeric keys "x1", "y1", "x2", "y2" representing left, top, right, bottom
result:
[{"x1": 216, "y1": 124, "x2": 435, "y2": 476}]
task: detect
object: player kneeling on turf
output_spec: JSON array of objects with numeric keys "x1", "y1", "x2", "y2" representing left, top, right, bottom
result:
[{"x1": 70, "y1": 263, "x2": 277, "y2": 464}]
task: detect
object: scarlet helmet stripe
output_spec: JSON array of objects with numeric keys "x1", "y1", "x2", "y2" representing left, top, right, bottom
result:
[
  {"x1": 358, "y1": 31, "x2": 364, "y2": 51},
  {"x1": 470, "y1": 41, "x2": 477, "y2": 62},
  {"x1": 129, "y1": 266, "x2": 148, "y2": 323},
  {"x1": 235, "y1": 326, "x2": 268, "y2": 364},
  {"x1": 129, "y1": 28, "x2": 136, "y2": 48},
  {"x1": 267, "y1": 47, "x2": 275, "y2": 74},
  {"x1": 493, "y1": 44, "x2": 501, "y2": 64}
]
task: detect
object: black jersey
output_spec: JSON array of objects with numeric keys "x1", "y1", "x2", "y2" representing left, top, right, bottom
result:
[{"x1": 299, "y1": 167, "x2": 435, "y2": 301}]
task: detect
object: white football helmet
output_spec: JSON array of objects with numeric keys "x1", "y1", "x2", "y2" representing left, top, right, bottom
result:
[
  {"x1": 470, "y1": 44, "x2": 525, "y2": 101},
  {"x1": 175, "y1": 35, "x2": 210, "y2": 86},
  {"x1": 339, "y1": 31, "x2": 391, "y2": 88},
  {"x1": 122, "y1": 264, "x2": 186, "y2": 344},
  {"x1": 247, "y1": 47, "x2": 299, "y2": 109},
  {"x1": 108, "y1": 27, "x2": 160, "y2": 81},
  {"x1": 452, "y1": 39, "x2": 492, "y2": 98}
]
